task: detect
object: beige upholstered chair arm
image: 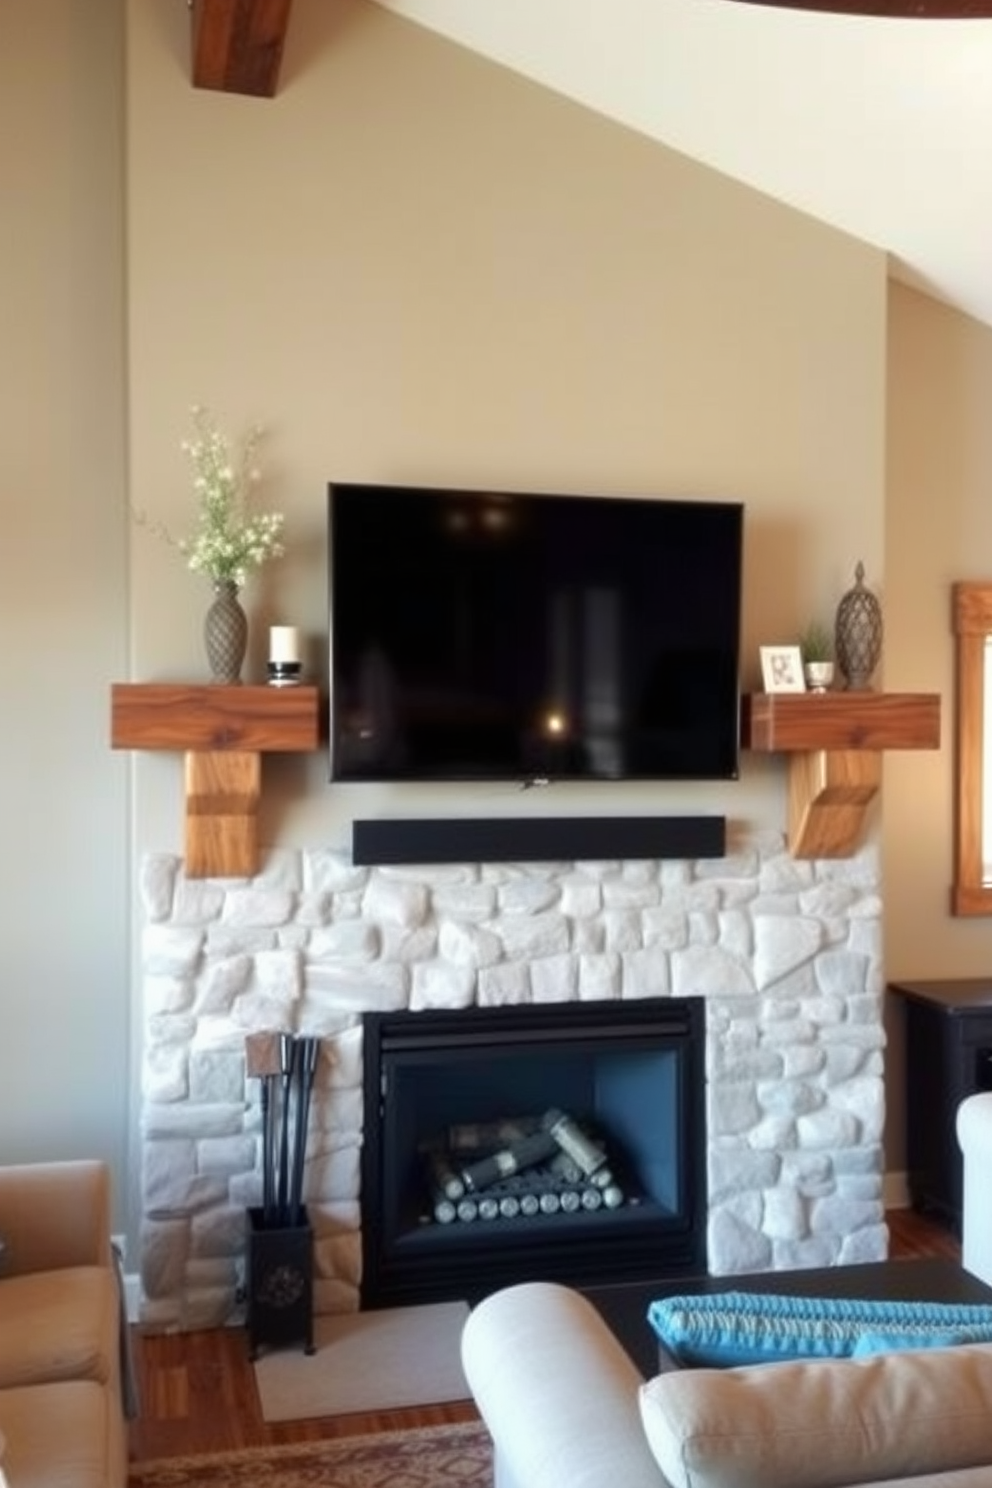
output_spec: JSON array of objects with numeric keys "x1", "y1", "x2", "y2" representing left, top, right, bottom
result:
[
  {"x1": 462, "y1": 1281, "x2": 667, "y2": 1488},
  {"x1": 0, "y1": 1160, "x2": 112, "y2": 1275},
  {"x1": 959, "y1": 1093, "x2": 992, "y2": 1289}
]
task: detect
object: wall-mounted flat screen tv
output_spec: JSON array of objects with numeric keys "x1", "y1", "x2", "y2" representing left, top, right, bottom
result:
[{"x1": 328, "y1": 484, "x2": 743, "y2": 784}]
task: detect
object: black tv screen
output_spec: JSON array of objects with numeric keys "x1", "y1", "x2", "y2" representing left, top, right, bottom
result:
[{"x1": 328, "y1": 484, "x2": 743, "y2": 784}]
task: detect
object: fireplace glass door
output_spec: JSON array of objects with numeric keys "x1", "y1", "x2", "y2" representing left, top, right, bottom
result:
[{"x1": 360, "y1": 997, "x2": 706, "y2": 1307}]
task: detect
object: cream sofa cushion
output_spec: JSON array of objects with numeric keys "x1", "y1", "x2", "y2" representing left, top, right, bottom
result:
[
  {"x1": 0, "y1": 1268, "x2": 116, "y2": 1390},
  {"x1": 639, "y1": 1342, "x2": 992, "y2": 1488}
]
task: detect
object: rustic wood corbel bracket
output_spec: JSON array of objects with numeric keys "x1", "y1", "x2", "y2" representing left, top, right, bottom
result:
[
  {"x1": 742, "y1": 692, "x2": 941, "y2": 857},
  {"x1": 111, "y1": 683, "x2": 319, "y2": 878}
]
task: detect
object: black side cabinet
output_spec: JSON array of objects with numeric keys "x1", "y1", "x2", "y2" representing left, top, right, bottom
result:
[{"x1": 889, "y1": 979, "x2": 992, "y2": 1230}]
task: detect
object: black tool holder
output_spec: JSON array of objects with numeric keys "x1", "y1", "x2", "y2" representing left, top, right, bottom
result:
[
  {"x1": 246, "y1": 1204, "x2": 314, "y2": 1359},
  {"x1": 245, "y1": 1033, "x2": 321, "y2": 1358}
]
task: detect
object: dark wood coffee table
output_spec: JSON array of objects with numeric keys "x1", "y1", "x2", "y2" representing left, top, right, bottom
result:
[{"x1": 583, "y1": 1259, "x2": 992, "y2": 1376}]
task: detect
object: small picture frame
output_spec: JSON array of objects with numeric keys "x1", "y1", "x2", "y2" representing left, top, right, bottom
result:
[{"x1": 760, "y1": 645, "x2": 806, "y2": 694}]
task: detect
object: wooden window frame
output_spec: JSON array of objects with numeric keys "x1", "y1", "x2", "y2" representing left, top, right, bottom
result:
[{"x1": 952, "y1": 582, "x2": 992, "y2": 914}]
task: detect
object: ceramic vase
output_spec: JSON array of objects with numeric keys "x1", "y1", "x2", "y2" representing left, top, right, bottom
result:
[
  {"x1": 204, "y1": 579, "x2": 248, "y2": 684},
  {"x1": 835, "y1": 562, "x2": 883, "y2": 691}
]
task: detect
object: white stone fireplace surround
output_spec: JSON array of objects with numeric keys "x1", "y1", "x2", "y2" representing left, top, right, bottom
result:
[{"x1": 138, "y1": 826, "x2": 887, "y2": 1331}]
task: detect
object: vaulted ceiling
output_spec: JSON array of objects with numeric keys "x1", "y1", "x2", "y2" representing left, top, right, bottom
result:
[
  {"x1": 189, "y1": 0, "x2": 992, "y2": 328},
  {"x1": 189, "y1": 0, "x2": 992, "y2": 97}
]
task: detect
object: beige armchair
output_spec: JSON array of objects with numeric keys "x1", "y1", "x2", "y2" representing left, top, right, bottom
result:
[{"x1": 0, "y1": 1161, "x2": 128, "y2": 1488}]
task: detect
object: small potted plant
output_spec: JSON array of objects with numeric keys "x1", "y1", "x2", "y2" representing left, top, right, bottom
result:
[{"x1": 798, "y1": 621, "x2": 835, "y2": 693}]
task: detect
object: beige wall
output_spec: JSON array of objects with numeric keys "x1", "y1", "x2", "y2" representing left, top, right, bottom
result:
[
  {"x1": 8, "y1": 0, "x2": 992, "y2": 1247},
  {"x1": 126, "y1": 0, "x2": 885, "y2": 864},
  {"x1": 882, "y1": 282, "x2": 992, "y2": 1172},
  {"x1": 884, "y1": 281, "x2": 992, "y2": 976},
  {"x1": 0, "y1": 2, "x2": 129, "y2": 1210}
]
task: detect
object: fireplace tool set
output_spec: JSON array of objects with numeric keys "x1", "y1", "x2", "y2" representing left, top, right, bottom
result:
[
  {"x1": 246, "y1": 1031, "x2": 321, "y2": 1227},
  {"x1": 244, "y1": 1033, "x2": 320, "y2": 1358}
]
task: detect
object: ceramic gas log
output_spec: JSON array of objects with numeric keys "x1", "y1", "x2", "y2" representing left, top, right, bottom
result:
[{"x1": 422, "y1": 1109, "x2": 630, "y2": 1225}]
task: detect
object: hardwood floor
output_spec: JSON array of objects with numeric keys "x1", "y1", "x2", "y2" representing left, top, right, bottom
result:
[
  {"x1": 127, "y1": 1206, "x2": 959, "y2": 1462},
  {"x1": 127, "y1": 1322, "x2": 479, "y2": 1461},
  {"x1": 885, "y1": 1204, "x2": 960, "y2": 1262}
]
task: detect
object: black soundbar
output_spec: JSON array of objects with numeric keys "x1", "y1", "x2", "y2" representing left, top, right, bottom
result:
[{"x1": 352, "y1": 816, "x2": 725, "y2": 866}]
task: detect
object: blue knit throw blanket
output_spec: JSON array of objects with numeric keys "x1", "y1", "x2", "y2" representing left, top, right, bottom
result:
[{"x1": 647, "y1": 1290, "x2": 992, "y2": 1368}]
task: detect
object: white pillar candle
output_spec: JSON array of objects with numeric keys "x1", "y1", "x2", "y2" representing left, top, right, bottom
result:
[{"x1": 269, "y1": 625, "x2": 300, "y2": 665}]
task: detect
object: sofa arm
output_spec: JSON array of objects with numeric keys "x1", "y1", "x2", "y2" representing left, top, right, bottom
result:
[
  {"x1": 959, "y1": 1093, "x2": 992, "y2": 1288},
  {"x1": 0, "y1": 1161, "x2": 112, "y2": 1276},
  {"x1": 462, "y1": 1282, "x2": 668, "y2": 1488}
]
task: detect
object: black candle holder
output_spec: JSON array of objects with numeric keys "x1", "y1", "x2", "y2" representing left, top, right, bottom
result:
[{"x1": 267, "y1": 660, "x2": 303, "y2": 688}]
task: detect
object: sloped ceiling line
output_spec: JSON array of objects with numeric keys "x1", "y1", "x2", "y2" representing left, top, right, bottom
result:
[
  {"x1": 181, "y1": 0, "x2": 992, "y2": 328},
  {"x1": 374, "y1": 0, "x2": 992, "y2": 329},
  {"x1": 739, "y1": 1, "x2": 992, "y2": 13}
]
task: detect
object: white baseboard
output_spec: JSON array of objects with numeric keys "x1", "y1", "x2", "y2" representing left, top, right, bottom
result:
[
  {"x1": 884, "y1": 1169, "x2": 911, "y2": 1210},
  {"x1": 122, "y1": 1270, "x2": 141, "y2": 1322},
  {"x1": 112, "y1": 1234, "x2": 141, "y2": 1323}
]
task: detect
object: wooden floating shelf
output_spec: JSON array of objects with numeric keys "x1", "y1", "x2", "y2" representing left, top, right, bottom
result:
[
  {"x1": 110, "y1": 684, "x2": 320, "y2": 752},
  {"x1": 741, "y1": 691, "x2": 941, "y2": 859},
  {"x1": 741, "y1": 692, "x2": 941, "y2": 753},
  {"x1": 111, "y1": 684, "x2": 320, "y2": 878}
]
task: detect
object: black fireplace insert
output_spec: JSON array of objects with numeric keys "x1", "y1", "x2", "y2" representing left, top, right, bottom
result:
[{"x1": 360, "y1": 997, "x2": 706, "y2": 1308}]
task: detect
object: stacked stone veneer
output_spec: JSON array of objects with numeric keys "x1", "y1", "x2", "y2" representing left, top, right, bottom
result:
[{"x1": 137, "y1": 826, "x2": 888, "y2": 1331}]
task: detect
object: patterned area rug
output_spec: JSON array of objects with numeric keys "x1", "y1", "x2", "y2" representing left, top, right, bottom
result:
[{"x1": 128, "y1": 1420, "x2": 492, "y2": 1488}]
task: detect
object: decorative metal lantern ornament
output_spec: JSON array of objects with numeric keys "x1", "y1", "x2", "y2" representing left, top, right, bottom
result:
[{"x1": 834, "y1": 561, "x2": 883, "y2": 691}]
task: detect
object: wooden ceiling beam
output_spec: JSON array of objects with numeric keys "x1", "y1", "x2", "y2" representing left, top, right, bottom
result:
[
  {"x1": 728, "y1": 2, "x2": 992, "y2": 14},
  {"x1": 190, "y1": 0, "x2": 294, "y2": 99}
]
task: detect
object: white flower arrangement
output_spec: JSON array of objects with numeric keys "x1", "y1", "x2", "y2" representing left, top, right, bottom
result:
[{"x1": 136, "y1": 406, "x2": 285, "y2": 587}]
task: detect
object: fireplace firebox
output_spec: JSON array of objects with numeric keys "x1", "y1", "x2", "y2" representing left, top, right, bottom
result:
[{"x1": 360, "y1": 997, "x2": 706, "y2": 1308}]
